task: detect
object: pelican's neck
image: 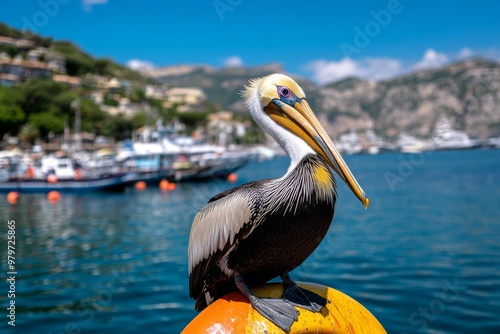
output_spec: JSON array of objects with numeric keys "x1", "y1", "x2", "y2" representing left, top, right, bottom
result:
[
  {"x1": 247, "y1": 91, "x2": 315, "y2": 176},
  {"x1": 281, "y1": 134, "x2": 316, "y2": 176}
]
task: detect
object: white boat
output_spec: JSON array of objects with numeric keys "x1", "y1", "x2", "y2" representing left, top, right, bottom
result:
[
  {"x1": 364, "y1": 130, "x2": 387, "y2": 154},
  {"x1": 115, "y1": 134, "x2": 257, "y2": 182},
  {"x1": 486, "y1": 137, "x2": 500, "y2": 148},
  {"x1": 336, "y1": 131, "x2": 363, "y2": 155},
  {"x1": 432, "y1": 118, "x2": 480, "y2": 150},
  {"x1": 397, "y1": 134, "x2": 432, "y2": 153},
  {"x1": 37, "y1": 156, "x2": 77, "y2": 180}
]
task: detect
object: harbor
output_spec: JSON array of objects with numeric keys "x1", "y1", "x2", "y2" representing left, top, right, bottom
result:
[
  {"x1": 2, "y1": 114, "x2": 498, "y2": 194},
  {"x1": 0, "y1": 126, "x2": 265, "y2": 194},
  {"x1": 2, "y1": 149, "x2": 499, "y2": 333},
  {"x1": 2, "y1": 2, "x2": 500, "y2": 333}
]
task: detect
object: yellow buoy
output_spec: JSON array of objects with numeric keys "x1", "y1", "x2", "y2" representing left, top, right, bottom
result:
[
  {"x1": 6, "y1": 192, "x2": 20, "y2": 204},
  {"x1": 182, "y1": 282, "x2": 386, "y2": 334},
  {"x1": 47, "y1": 191, "x2": 61, "y2": 202}
]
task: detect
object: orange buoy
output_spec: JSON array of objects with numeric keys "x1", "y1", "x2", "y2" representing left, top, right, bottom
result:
[
  {"x1": 135, "y1": 181, "x2": 147, "y2": 191},
  {"x1": 47, "y1": 191, "x2": 61, "y2": 202},
  {"x1": 6, "y1": 192, "x2": 20, "y2": 204},
  {"x1": 26, "y1": 166, "x2": 34, "y2": 179},
  {"x1": 227, "y1": 173, "x2": 238, "y2": 183},
  {"x1": 182, "y1": 282, "x2": 386, "y2": 334},
  {"x1": 166, "y1": 182, "x2": 176, "y2": 191},
  {"x1": 74, "y1": 168, "x2": 82, "y2": 180},
  {"x1": 47, "y1": 174, "x2": 58, "y2": 183},
  {"x1": 159, "y1": 179, "x2": 169, "y2": 191}
]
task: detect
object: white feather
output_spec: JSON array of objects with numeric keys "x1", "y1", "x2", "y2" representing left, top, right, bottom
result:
[
  {"x1": 188, "y1": 193, "x2": 251, "y2": 274},
  {"x1": 245, "y1": 77, "x2": 314, "y2": 176}
]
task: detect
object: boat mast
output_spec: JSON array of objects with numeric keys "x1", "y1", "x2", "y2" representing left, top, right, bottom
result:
[{"x1": 71, "y1": 98, "x2": 81, "y2": 152}]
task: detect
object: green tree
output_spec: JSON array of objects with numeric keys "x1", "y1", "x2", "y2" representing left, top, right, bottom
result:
[
  {"x1": 53, "y1": 90, "x2": 78, "y2": 117},
  {"x1": 0, "y1": 44, "x2": 20, "y2": 58},
  {"x1": 53, "y1": 41, "x2": 95, "y2": 76},
  {"x1": 131, "y1": 111, "x2": 148, "y2": 129},
  {"x1": 177, "y1": 111, "x2": 210, "y2": 130},
  {"x1": 19, "y1": 79, "x2": 66, "y2": 116},
  {"x1": 0, "y1": 87, "x2": 25, "y2": 137},
  {"x1": 129, "y1": 87, "x2": 146, "y2": 103},
  {"x1": 28, "y1": 110, "x2": 65, "y2": 136},
  {"x1": 0, "y1": 23, "x2": 23, "y2": 38},
  {"x1": 107, "y1": 114, "x2": 134, "y2": 141},
  {"x1": 80, "y1": 98, "x2": 106, "y2": 133}
]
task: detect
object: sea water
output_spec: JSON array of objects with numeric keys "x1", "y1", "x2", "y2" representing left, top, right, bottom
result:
[{"x1": 1, "y1": 149, "x2": 499, "y2": 333}]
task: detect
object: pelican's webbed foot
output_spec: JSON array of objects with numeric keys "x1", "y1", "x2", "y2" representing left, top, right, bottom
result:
[
  {"x1": 281, "y1": 273, "x2": 327, "y2": 312},
  {"x1": 235, "y1": 274, "x2": 299, "y2": 331},
  {"x1": 249, "y1": 295, "x2": 299, "y2": 331}
]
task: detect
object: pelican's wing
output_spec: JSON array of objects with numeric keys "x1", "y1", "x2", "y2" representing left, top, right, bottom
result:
[{"x1": 188, "y1": 181, "x2": 264, "y2": 301}]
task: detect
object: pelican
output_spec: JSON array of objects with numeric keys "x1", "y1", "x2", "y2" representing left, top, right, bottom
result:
[{"x1": 188, "y1": 73, "x2": 369, "y2": 331}]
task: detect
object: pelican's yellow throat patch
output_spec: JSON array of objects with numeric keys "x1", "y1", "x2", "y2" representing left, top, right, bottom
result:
[{"x1": 313, "y1": 163, "x2": 334, "y2": 191}]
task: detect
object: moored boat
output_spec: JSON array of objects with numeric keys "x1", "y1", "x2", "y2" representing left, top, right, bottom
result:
[{"x1": 0, "y1": 172, "x2": 139, "y2": 193}]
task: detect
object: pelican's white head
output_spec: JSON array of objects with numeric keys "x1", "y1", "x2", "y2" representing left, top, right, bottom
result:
[{"x1": 242, "y1": 73, "x2": 370, "y2": 208}]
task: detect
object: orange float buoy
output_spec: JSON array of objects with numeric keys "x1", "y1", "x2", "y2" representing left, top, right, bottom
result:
[
  {"x1": 159, "y1": 179, "x2": 169, "y2": 191},
  {"x1": 74, "y1": 168, "x2": 82, "y2": 180},
  {"x1": 135, "y1": 181, "x2": 147, "y2": 191},
  {"x1": 227, "y1": 173, "x2": 238, "y2": 183},
  {"x1": 6, "y1": 192, "x2": 20, "y2": 204},
  {"x1": 47, "y1": 191, "x2": 61, "y2": 202},
  {"x1": 182, "y1": 282, "x2": 386, "y2": 334},
  {"x1": 26, "y1": 166, "x2": 34, "y2": 179},
  {"x1": 166, "y1": 182, "x2": 176, "y2": 191},
  {"x1": 47, "y1": 174, "x2": 58, "y2": 183}
]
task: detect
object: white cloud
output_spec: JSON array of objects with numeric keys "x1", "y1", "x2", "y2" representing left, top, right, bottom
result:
[
  {"x1": 305, "y1": 57, "x2": 403, "y2": 84},
  {"x1": 82, "y1": 0, "x2": 108, "y2": 12},
  {"x1": 223, "y1": 56, "x2": 243, "y2": 67},
  {"x1": 458, "y1": 47, "x2": 474, "y2": 59},
  {"x1": 482, "y1": 48, "x2": 500, "y2": 62},
  {"x1": 412, "y1": 48, "x2": 449, "y2": 70},
  {"x1": 126, "y1": 59, "x2": 156, "y2": 73},
  {"x1": 305, "y1": 47, "x2": 497, "y2": 84}
]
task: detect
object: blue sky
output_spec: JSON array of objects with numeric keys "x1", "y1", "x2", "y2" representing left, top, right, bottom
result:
[{"x1": 1, "y1": 0, "x2": 499, "y2": 83}]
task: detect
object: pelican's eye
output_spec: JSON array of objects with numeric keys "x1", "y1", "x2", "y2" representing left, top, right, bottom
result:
[{"x1": 277, "y1": 86, "x2": 291, "y2": 99}]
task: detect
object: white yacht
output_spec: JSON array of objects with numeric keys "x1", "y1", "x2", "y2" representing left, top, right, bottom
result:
[
  {"x1": 336, "y1": 131, "x2": 363, "y2": 155},
  {"x1": 432, "y1": 118, "x2": 480, "y2": 150},
  {"x1": 397, "y1": 133, "x2": 433, "y2": 153}
]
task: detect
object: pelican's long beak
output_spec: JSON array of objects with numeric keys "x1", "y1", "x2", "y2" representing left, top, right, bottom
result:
[{"x1": 265, "y1": 98, "x2": 370, "y2": 208}]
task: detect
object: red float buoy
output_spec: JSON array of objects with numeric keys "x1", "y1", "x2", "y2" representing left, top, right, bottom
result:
[
  {"x1": 74, "y1": 168, "x2": 82, "y2": 180},
  {"x1": 6, "y1": 192, "x2": 20, "y2": 205},
  {"x1": 227, "y1": 173, "x2": 238, "y2": 183},
  {"x1": 47, "y1": 174, "x2": 58, "y2": 183},
  {"x1": 47, "y1": 191, "x2": 61, "y2": 202},
  {"x1": 159, "y1": 179, "x2": 169, "y2": 191},
  {"x1": 135, "y1": 181, "x2": 147, "y2": 191}
]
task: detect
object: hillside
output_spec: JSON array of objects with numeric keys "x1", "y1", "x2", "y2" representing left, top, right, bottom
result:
[
  {"x1": 320, "y1": 58, "x2": 500, "y2": 139},
  {"x1": 150, "y1": 58, "x2": 500, "y2": 140},
  {"x1": 2, "y1": 21, "x2": 499, "y2": 141},
  {"x1": 146, "y1": 63, "x2": 319, "y2": 112},
  {"x1": 0, "y1": 22, "x2": 151, "y2": 83}
]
